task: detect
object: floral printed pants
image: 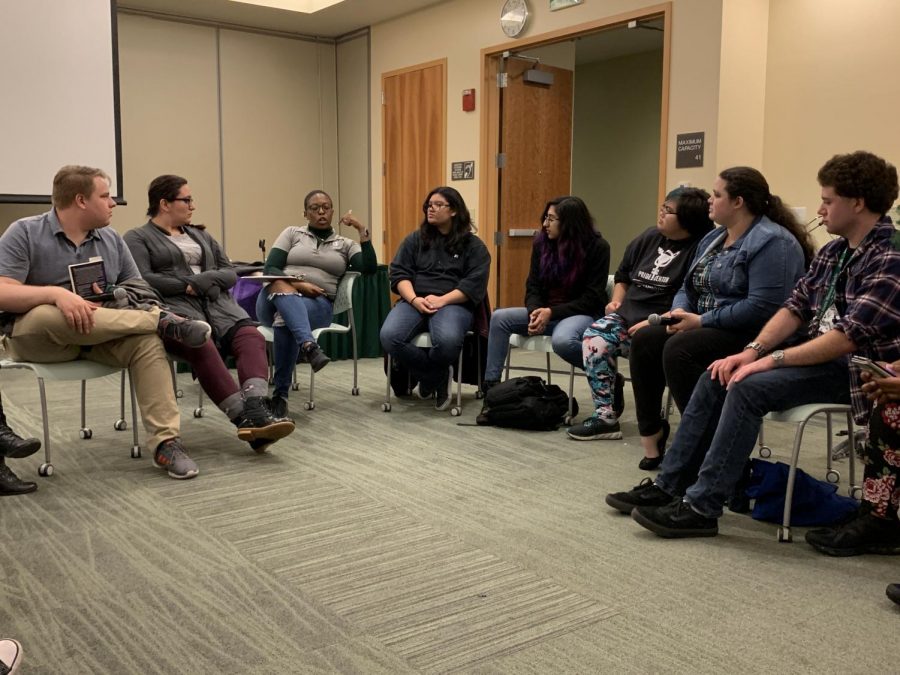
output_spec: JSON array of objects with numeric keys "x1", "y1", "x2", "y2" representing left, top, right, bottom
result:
[{"x1": 863, "y1": 401, "x2": 900, "y2": 518}]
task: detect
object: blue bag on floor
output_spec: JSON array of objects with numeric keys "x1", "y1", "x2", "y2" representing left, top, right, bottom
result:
[{"x1": 745, "y1": 458, "x2": 858, "y2": 526}]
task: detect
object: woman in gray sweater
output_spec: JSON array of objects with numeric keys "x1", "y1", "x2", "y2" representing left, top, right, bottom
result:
[{"x1": 124, "y1": 175, "x2": 294, "y2": 453}]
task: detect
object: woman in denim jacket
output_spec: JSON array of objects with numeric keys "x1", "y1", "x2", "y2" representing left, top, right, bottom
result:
[{"x1": 628, "y1": 167, "x2": 814, "y2": 469}]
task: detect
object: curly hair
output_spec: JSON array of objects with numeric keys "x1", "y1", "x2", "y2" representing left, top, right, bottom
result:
[
  {"x1": 817, "y1": 151, "x2": 899, "y2": 216},
  {"x1": 719, "y1": 166, "x2": 815, "y2": 265}
]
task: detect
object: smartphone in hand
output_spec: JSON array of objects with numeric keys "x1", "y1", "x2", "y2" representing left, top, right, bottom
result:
[{"x1": 850, "y1": 355, "x2": 896, "y2": 378}]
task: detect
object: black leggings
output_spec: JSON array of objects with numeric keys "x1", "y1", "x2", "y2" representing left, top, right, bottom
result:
[{"x1": 628, "y1": 325, "x2": 754, "y2": 436}]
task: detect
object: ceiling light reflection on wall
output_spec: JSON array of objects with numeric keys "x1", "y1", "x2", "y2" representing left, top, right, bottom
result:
[{"x1": 226, "y1": 0, "x2": 344, "y2": 13}]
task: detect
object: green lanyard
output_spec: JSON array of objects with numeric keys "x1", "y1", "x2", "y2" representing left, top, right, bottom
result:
[{"x1": 814, "y1": 247, "x2": 850, "y2": 324}]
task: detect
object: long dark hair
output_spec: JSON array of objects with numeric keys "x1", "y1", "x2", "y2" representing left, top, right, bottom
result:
[
  {"x1": 419, "y1": 186, "x2": 474, "y2": 254},
  {"x1": 718, "y1": 167, "x2": 815, "y2": 264},
  {"x1": 534, "y1": 195, "x2": 598, "y2": 289}
]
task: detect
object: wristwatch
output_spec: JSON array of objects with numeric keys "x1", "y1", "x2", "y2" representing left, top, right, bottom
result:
[
  {"x1": 744, "y1": 341, "x2": 767, "y2": 357},
  {"x1": 770, "y1": 349, "x2": 785, "y2": 367}
]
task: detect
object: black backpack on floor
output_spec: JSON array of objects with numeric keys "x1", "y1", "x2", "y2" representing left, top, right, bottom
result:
[{"x1": 476, "y1": 376, "x2": 576, "y2": 431}]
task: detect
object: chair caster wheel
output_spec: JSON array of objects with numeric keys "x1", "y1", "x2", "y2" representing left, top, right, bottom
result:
[
  {"x1": 79, "y1": 428, "x2": 93, "y2": 440},
  {"x1": 563, "y1": 415, "x2": 573, "y2": 426},
  {"x1": 114, "y1": 419, "x2": 128, "y2": 431},
  {"x1": 826, "y1": 469, "x2": 840, "y2": 484},
  {"x1": 304, "y1": 402, "x2": 315, "y2": 411},
  {"x1": 193, "y1": 408, "x2": 204, "y2": 418},
  {"x1": 131, "y1": 445, "x2": 142, "y2": 459},
  {"x1": 382, "y1": 403, "x2": 391, "y2": 412},
  {"x1": 450, "y1": 407, "x2": 461, "y2": 417},
  {"x1": 758, "y1": 445, "x2": 772, "y2": 458},
  {"x1": 475, "y1": 390, "x2": 485, "y2": 399},
  {"x1": 850, "y1": 486, "x2": 862, "y2": 500},
  {"x1": 351, "y1": 387, "x2": 360, "y2": 396},
  {"x1": 777, "y1": 526, "x2": 792, "y2": 543},
  {"x1": 175, "y1": 389, "x2": 184, "y2": 399},
  {"x1": 291, "y1": 383, "x2": 300, "y2": 391},
  {"x1": 38, "y1": 463, "x2": 54, "y2": 477}
]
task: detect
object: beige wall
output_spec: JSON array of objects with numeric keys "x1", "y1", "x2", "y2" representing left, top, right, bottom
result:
[
  {"x1": 335, "y1": 33, "x2": 371, "y2": 239},
  {"x1": 572, "y1": 49, "x2": 664, "y2": 266},
  {"x1": 0, "y1": 12, "x2": 366, "y2": 266},
  {"x1": 763, "y1": 0, "x2": 900, "y2": 245},
  {"x1": 716, "y1": 0, "x2": 769, "y2": 170},
  {"x1": 369, "y1": 0, "x2": 725, "y2": 257}
]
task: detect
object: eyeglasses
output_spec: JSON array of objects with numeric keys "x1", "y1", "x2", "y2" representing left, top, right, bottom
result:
[
  {"x1": 426, "y1": 201, "x2": 450, "y2": 210},
  {"x1": 543, "y1": 215, "x2": 560, "y2": 223},
  {"x1": 171, "y1": 197, "x2": 194, "y2": 205},
  {"x1": 659, "y1": 204, "x2": 677, "y2": 215},
  {"x1": 307, "y1": 204, "x2": 333, "y2": 213}
]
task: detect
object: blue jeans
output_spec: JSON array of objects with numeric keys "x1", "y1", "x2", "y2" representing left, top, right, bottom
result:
[
  {"x1": 256, "y1": 291, "x2": 333, "y2": 396},
  {"x1": 380, "y1": 301, "x2": 473, "y2": 387},
  {"x1": 655, "y1": 359, "x2": 850, "y2": 518},
  {"x1": 483, "y1": 307, "x2": 594, "y2": 381}
]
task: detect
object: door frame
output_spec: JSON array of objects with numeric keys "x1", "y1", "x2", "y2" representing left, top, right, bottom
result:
[
  {"x1": 380, "y1": 58, "x2": 447, "y2": 263},
  {"x1": 479, "y1": 2, "x2": 672, "y2": 307}
]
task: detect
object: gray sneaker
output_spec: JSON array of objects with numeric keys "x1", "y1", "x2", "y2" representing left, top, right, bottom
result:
[
  {"x1": 153, "y1": 438, "x2": 199, "y2": 479},
  {"x1": 157, "y1": 311, "x2": 212, "y2": 348}
]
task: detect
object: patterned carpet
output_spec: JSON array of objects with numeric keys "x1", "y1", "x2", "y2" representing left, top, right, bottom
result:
[{"x1": 0, "y1": 355, "x2": 896, "y2": 674}]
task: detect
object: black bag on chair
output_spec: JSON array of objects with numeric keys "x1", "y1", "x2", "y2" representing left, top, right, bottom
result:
[{"x1": 476, "y1": 376, "x2": 577, "y2": 431}]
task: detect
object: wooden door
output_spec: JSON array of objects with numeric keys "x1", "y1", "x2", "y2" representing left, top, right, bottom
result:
[
  {"x1": 497, "y1": 60, "x2": 573, "y2": 308},
  {"x1": 382, "y1": 60, "x2": 446, "y2": 265}
]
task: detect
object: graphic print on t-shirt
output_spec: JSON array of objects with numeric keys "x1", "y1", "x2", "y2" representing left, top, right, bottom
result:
[{"x1": 636, "y1": 247, "x2": 682, "y2": 288}]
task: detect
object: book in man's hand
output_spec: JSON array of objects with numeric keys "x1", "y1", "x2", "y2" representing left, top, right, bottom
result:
[{"x1": 68, "y1": 259, "x2": 108, "y2": 298}]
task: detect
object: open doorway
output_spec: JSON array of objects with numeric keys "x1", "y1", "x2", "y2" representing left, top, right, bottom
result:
[{"x1": 480, "y1": 7, "x2": 670, "y2": 308}]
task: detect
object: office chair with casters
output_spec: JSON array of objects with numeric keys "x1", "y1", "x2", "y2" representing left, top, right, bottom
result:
[{"x1": 0, "y1": 358, "x2": 140, "y2": 476}]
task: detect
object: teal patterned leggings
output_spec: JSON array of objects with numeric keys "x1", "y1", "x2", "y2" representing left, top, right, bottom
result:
[{"x1": 583, "y1": 313, "x2": 630, "y2": 420}]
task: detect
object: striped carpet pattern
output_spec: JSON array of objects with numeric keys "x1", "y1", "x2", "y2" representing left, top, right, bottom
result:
[{"x1": 0, "y1": 354, "x2": 897, "y2": 673}]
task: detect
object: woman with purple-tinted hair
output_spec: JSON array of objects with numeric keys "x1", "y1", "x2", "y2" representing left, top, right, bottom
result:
[{"x1": 481, "y1": 195, "x2": 610, "y2": 391}]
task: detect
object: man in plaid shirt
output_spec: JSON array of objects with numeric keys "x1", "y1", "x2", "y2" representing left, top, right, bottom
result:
[{"x1": 605, "y1": 151, "x2": 900, "y2": 541}]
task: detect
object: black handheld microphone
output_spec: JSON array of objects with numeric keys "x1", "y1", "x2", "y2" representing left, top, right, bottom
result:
[
  {"x1": 647, "y1": 313, "x2": 682, "y2": 326},
  {"x1": 83, "y1": 287, "x2": 128, "y2": 306}
]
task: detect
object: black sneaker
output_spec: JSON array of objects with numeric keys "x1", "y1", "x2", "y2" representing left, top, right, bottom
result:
[
  {"x1": 567, "y1": 416, "x2": 622, "y2": 440},
  {"x1": 605, "y1": 477, "x2": 674, "y2": 514},
  {"x1": 235, "y1": 396, "x2": 295, "y2": 444},
  {"x1": 0, "y1": 422, "x2": 41, "y2": 459},
  {"x1": 157, "y1": 311, "x2": 211, "y2": 348},
  {"x1": 613, "y1": 373, "x2": 625, "y2": 419},
  {"x1": 805, "y1": 508, "x2": 900, "y2": 557},
  {"x1": 435, "y1": 366, "x2": 453, "y2": 411},
  {"x1": 887, "y1": 583, "x2": 900, "y2": 606},
  {"x1": 632, "y1": 499, "x2": 719, "y2": 538},
  {"x1": 0, "y1": 461, "x2": 37, "y2": 495},
  {"x1": 269, "y1": 394, "x2": 288, "y2": 419},
  {"x1": 301, "y1": 342, "x2": 330, "y2": 373}
]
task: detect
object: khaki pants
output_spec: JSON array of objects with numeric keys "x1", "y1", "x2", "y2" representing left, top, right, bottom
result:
[{"x1": 4, "y1": 305, "x2": 180, "y2": 450}]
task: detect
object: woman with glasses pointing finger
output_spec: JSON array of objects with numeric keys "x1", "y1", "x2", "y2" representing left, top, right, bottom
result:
[{"x1": 256, "y1": 189, "x2": 377, "y2": 418}]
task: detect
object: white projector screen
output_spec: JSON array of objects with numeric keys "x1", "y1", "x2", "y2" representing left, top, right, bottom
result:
[{"x1": 0, "y1": 0, "x2": 122, "y2": 202}]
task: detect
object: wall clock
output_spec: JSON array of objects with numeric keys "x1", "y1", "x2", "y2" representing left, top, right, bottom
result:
[{"x1": 501, "y1": 0, "x2": 529, "y2": 38}]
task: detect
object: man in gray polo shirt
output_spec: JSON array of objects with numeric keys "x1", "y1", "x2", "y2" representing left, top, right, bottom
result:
[{"x1": 0, "y1": 165, "x2": 211, "y2": 480}]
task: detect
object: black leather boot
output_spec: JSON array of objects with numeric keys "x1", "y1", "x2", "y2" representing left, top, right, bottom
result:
[
  {"x1": 0, "y1": 421, "x2": 41, "y2": 459},
  {"x1": 0, "y1": 460, "x2": 37, "y2": 495}
]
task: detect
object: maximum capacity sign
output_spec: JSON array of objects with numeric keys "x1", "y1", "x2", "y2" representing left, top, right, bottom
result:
[{"x1": 676, "y1": 132, "x2": 704, "y2": 168}]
